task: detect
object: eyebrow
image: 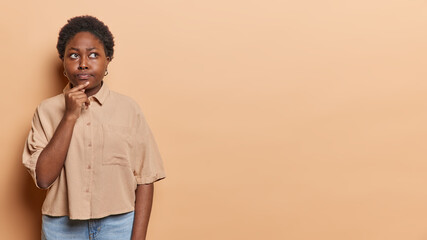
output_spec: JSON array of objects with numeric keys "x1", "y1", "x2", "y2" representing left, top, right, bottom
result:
[{"x1": 69, "y1": 47, "x2": 98, "y2": 51}]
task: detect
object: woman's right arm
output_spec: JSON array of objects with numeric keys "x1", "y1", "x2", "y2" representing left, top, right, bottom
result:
[{"x1": 35, "y1": 82, "x2": 89, "y2": 189}]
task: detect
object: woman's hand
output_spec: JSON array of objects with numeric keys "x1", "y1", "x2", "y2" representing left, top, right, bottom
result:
[{"x1": 64, "y1": 82, "x2": 90, "y2": 120}]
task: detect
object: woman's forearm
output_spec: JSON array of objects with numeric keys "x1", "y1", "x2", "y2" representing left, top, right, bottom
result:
[
  {"x1": 132, "y1": 183, "x2": 154, "y2": 240},
  {"x1": 35, "y1": 114, "x2": 77, "y2": 189}
]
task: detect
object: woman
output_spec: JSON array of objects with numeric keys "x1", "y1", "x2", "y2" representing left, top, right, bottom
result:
[{"x1": 23, "y1": 15, "x2": 165, "y2": 240}]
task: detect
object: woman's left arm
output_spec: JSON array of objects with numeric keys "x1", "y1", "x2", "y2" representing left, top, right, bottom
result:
[{"x1": 132, "y1": 183, "x2": 154, "y2": 240}]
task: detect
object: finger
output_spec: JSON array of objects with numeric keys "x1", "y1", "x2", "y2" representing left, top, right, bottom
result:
[
  {"x1": 74, "y1": 96, "x2": 89, "y2": 102},
  {"x1": 67, "y1": 95, "x2": 87, "y2": 103},
  {"x1": 68, "y1": 91, "x2": 88, "y2": 97},
  {"x1": 67, "y1": 91, "x2": 89, "y2": 98},
  {"x1": 68, "y1": 82, "x2": 89, "y2": 93},
  {"x1": 75, "y1": 96, "x2": 89, "y2": 102},
  {"x1": 78, "y1": 98, "x2": 91, "y2": 110},
  {"x1": 74, "y1": 96, "x2": 90, "y2": 106},
  {"x1": 75, "y1": 99, "x2": 89, "y2": 109}
]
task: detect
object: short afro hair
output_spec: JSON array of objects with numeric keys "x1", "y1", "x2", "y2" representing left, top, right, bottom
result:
[{"x1": 56, "y1": 15, "x2": 115, "y2": 60}]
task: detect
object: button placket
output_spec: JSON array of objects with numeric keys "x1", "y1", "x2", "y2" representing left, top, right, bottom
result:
[
  {"x1": 86, "y1": 107, "x2": 94, "y2": 218},
  {"x1": 82, "y1": 105, "x2": 94, "y2": 197}
]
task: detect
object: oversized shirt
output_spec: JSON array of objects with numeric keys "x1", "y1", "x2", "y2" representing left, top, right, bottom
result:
[{"x1": 22, "y1": 83, "x2": 165, "y2": 220}]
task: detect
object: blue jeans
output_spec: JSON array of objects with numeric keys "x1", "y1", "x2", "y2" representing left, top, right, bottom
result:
[{"x1": 41, "y1": 211, "x2": 134, "y2": 240}]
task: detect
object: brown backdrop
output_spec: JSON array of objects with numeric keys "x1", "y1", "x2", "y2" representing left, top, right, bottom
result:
[{"x1": 1, "y1": 0, "x2": 427, "y2": 239}]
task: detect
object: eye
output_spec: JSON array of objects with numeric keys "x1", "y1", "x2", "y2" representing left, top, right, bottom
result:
[
  {"x1": 70, "y1": 53, "x2": 79, "y2": 59},
  {"x1": 89, "y1": 52, "x2": 98, "y2": 58}
]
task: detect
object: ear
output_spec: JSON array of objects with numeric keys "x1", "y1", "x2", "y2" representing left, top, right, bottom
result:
[
  {"x1": 62, "y1": 59, "x2": 68, "y2": 77},
  {"x1": 106, "y1": 57, "x2": 111, "y2": 67}
]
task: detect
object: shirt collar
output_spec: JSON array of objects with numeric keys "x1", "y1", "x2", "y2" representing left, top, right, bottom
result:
[{"x1": 63, "y1": 81, "x2": 110, "y2": 106}]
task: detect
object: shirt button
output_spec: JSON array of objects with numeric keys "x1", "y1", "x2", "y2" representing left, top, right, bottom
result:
[{"x1": 87, "y1": 122, "x2": 91, "y2": 126}]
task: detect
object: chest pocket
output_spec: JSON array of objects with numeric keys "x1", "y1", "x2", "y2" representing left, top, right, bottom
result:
[{"x1": 102, "y1": 124, "x2": 133, "y2": 166}]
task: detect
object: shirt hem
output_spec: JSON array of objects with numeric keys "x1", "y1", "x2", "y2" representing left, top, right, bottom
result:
[{"x1": 42, "y1": 206, "x2": 136, "y2": 220}]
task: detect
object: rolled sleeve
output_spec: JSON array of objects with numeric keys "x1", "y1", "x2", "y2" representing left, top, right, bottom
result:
[
  {"x1": 132, "y1": 111, "x2": 166, "y2": 185},
  {"x1": 22, "y1": 107, "x2": 48, "y2": 189}
]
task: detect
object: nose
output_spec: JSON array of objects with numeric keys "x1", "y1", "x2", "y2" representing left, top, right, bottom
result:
[{"x1": 78, "y1": 58, "x2": 88, "y2": 70}]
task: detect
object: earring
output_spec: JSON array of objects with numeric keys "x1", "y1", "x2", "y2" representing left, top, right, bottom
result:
[
  {"x1": 63, "y1": 71, "x2": 67, "y2": 77},
  {"x1": 104, "y1": 69, "x2": 108, "y2": 76}
]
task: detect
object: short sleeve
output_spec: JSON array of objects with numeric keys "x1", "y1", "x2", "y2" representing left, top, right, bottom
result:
[
  {"x1": 22, "y1": 107, "x2": 48, "y2": 189},
  {"x1": 132, "y1": 110, "x2": 166, "y2": 185}
]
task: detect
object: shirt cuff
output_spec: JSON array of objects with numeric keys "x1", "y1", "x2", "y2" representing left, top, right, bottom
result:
[{"x1": 135, "y1": 172, "x2": 166, "y2": 185}]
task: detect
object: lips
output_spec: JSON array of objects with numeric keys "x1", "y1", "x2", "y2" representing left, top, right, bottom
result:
[{"x1": 76, "y1": 74, "x2": 92, "y2": 80}]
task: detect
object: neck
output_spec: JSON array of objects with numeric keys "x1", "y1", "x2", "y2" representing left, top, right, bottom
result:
[{"x1": 85, "y1": 83, "x2": 102, "y2": 97}]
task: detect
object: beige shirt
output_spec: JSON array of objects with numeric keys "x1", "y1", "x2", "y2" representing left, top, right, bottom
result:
[{"x1": 22, "y1": 83, "x2": 165, "y2": 220}]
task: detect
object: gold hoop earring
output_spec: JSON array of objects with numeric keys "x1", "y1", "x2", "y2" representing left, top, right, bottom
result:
[{"x1": 104, "y1": 70, "x2": 108, "y2": 76}]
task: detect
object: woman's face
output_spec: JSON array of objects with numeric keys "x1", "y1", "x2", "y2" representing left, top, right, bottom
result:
[{"x1": 63, "y1": 31, "x2": 110, "y2": 96}]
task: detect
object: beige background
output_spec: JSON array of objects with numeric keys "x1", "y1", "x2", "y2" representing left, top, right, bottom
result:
[{"x1": 1, "y1": 0, "x2": 427, "y2": 239}]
